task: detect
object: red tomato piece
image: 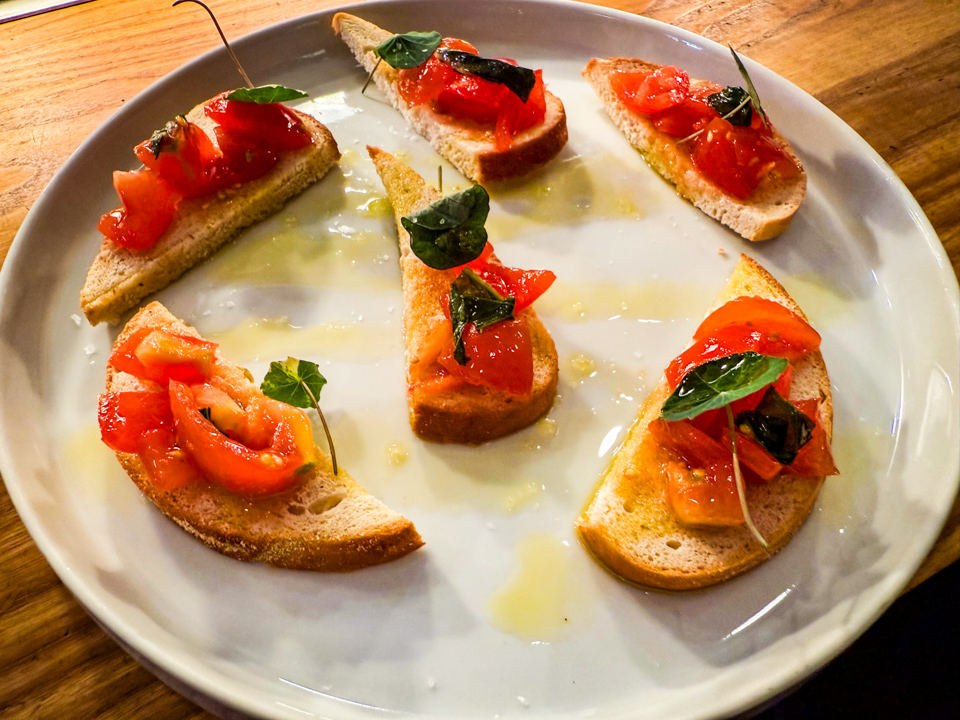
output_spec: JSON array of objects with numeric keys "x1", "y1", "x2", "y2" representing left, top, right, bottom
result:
[
  {"x1": 110, "y1": 327, "x2": 217, "y2": 386},
  {"x1": 472, "y1": 261, "x2": 556, "y2": 311},
  {"x1": 168, "y1": 381, "x2": 316, "y2": 496},
  {"x1": 204, "y1": 94, "x2": 312, "y2": 152},
  {"x1": 610, "y1": 66, "x2": 690, "y2": 114},
  {"x1": 97, "y1": 169, "x2": 179, "y2": 251},
  {"x1": 493, "y1": 70, "x2": 546, "y2": 151},
  {"x1": 435, "y1": 72, "x2": 506, "y2": 124},
  {"x1": 137, "y1": 427, "x2": 203, "y2": 491},
  {"x1": 663, "y1": 460, "x2": 744, "y2": 526},
  {"x1": 725, "y1": 428, "x2": 783, "y2": 482},
  {"x1": 782, "y1": 399, "x2": 839, "y2": 477},
  {"x1": 650, "y1": 98, "x2": 717, "y2": 138},
  {"x1": 398, "y1": 38, "x2": 477, "y2": 106},
  {"x1": 437, "y1": 317, "x2": 533, "y2": 395},
  {"x1": 98, "y1": 390, "x2": 174, "y2": 453},
  {"x1": 133, "y1": 118, "x2": 220, "y2": 198},
  {"x1": 210, "y1": 127, "x2": 279, "y2": 188}
]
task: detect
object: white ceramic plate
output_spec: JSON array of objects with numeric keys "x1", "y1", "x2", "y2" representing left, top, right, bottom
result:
[{"x1": 1, "y1": 1, "x2": 957, "y2": 718}]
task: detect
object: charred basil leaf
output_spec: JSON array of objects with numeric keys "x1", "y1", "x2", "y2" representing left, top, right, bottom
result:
[
  {"x1": 375, "y1": 31, "x2": 443, "y2": 69},
  {"x1": 660, "y1": 352, "x2": 788, "y2": 421},
  {"x1": 735, "y1": 386, "x2": 814, "y2": 465},
  {"x1": 449, "y1": 268, "x2": 515, "y2": 365},
  {"x1": 226, "y1": 84, "x2": 308, "y2": 104},
  {"x1": 401, "y1": 185, "x2": 490, "y2": 269},
  {"x1": 437, "y1": 49, "x2": 536, "y2": 102},
  {"x1": 729, "y1": 45, "x2": 768, "y2": 128},
  {"x1": 147, "y1": 117, "x2": 188, "y2": 159},
  {"x1": 708, "y1": 86, "x2": 752, "y2": 126}
]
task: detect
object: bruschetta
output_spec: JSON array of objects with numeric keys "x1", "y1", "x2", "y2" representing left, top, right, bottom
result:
[
  {"x1": 334, "y1": 13, "x2": 567, "y2": 183},
  {"x1": 98, "y1": 302, "x2": 423, "y2": 571},
  {"x1": 81, "y1": 89, "x2": 340, "y2": 325},
  {"x1": 577, "y1": 255, "x2": 837, "y2": 589},
  {"x1": 583, "y1": 57, "x2": 805, "y2": 241},
  {"x1": 368, "y1": 146, "x2": 559, "y2": 443}
]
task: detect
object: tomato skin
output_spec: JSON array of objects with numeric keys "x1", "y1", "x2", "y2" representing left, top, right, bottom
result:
[
  {"x1": 168, "y1": 381, "x2": 314, "y2": 497},
  {"x1": 109, "y1": 327, "x2": 217, "y2": 386},
  {"x1": 667, "y1": 297, "x2": 819, "y2": 388},
  {"x1": 398, "y1": 38, "x2": 477, "y2": 106},
  {"x1": 437, "y1": 317, "x2": 534, "y2": 395},
  {"x1": 98, "y1": 390, "x2": 174, "y2": 453},
  {"x1": 133, "y1": 118, "x2": 220, "y2": 198},
  {"x1": 98, "y1": 170, "x2": 179, "y2": 251},
  {"x1": 137, "y1": 428, "x2": 203, "y2": 492},
  {"x1": 781, "y1": 399, "x2": 839, "y2": 476},
  {"x1": 204, "y1": 94, "x2": 312, "y2": 153},
  {"x1": 471, "y1": 262, "x2": 556, "y2": 312},
  {"x1": 650, "y1": 98, "x2": 717, "y2": 138}
]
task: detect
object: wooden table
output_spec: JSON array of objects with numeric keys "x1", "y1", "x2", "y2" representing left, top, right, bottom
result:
[{"x1": 1, "y1": 0, "x2": 957, "y2": 717}]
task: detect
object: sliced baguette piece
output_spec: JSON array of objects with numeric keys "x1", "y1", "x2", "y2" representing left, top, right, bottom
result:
[
  {"x1": 368, "y1": 146, "x2": 558, "y2": 443},
  {"x1": 333, "y1": 12, "x2": 567, "y2": 183},
  {"x1": 81, "y1": 105, "x2": 340, "y2": 326},
  {"x1": 106, "y1": 302, "x2": 423, "y2": 571},
  {"x1": 577, "y1": 255, "x2": 832, "y2": 590},
  {"x1": 583, "y1": 57, "x2": 806, "y2": 242}
]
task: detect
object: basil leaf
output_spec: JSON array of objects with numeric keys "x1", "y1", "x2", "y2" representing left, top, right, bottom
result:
[
  {"x1": 147, "y1": 117, "x2": 187, "y2": 159},
  {"x1": 707, "y1": 86, "x2": 752, "y2": 126},
  {"x1": 226, "y1": 84, "x2": 308, "y2": 104},
  {"x1": 261, "y1": 357, "x2": 327, "y2": 408},
  {"x1": 375, "y1": 31, "x2": 442, "y2": 69},
  {"x1": 735, "y1": 386, "x2": 815, "y2": 465},
  {"x1": 660, "y1": 352, "x2": 788, "y2": 421},
  {"x1": 729, "y1": 46, "x2": 768, "y2": 127},
  {"x1": 401, "y1": 185, "x2": 490, "y2": 270},
  {"x1": 450, "y1": 268, "x2": 515, "y2": 365},
  {"x1": 437, "y1": 49, "x2": 536, "y2": 102}
]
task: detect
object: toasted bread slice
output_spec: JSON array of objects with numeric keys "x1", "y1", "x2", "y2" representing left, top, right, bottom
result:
[
  {"x1": 333, "y1": 13, "x2": 567, "y2": 183},
  {"x1": 583, "y1": 58, "x2": 806, "y2": 241},
  {"x1": 367, "y1": 146, "x2": 558, "y2": 443},
  {"x1": 81, "y1": 106, "x2": 340, "y2": 326},
  {"x1": 105, "y1": 302, "x2": 423, "y2": 571},
  {"x1": 577, "y1": 255, "x2": 832, "y2": 590}
]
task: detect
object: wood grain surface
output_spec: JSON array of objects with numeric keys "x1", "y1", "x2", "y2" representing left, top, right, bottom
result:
[{"x1": 1, "y1": 0, "x2": 957, "y2": 718}]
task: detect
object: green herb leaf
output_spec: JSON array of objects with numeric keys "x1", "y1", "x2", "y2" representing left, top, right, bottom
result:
[
  {"x1": 261, "y1": 357, "x2": 337, "y2": 475},
  {"x1": 725, "y1": 405, "x2": 769, "y2": 550},
  {"x1": 736, "y1": 386, "x2": 815, "y2": 465},
  {"x1": 401, "y1": 185, "x2": 490, "y2": 269},
  {"x1": 199, "y1": 406, "x2": 213, "y2": 421},
  {"x1": 226, "y1": 84, "x2": 308, "y2": 104},
  {"x1": 262, "y1": 357, "x2": 327, "y2": 407},
  {"x1": 449, "y1": 267, "x2": 515, "y2": 365},
  {"x1": 729, "y1": 46, "x2": 768, "y2": 128},
  {"x1": 707, "y1": 86, "x2": 752, "y2": 126},
  {"x1": 437, "y1": 49, "x2": 537, "y2": 102},
  {"x1": 660, "y1": 352, "x2": 788, "y2": 421},
  {"x1": 375, "y1": 30, "x2": 443, "y2": 69}
]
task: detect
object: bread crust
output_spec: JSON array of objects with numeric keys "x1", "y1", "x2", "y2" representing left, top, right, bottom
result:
[
  {"x1": 368, "y1": 146, "x2": 558, "y2": 444},
  {"x1": 81, "y1": 106, "x2": 340, "y2": 326},
  {"x1": 105, "y1": 303, "x2": 423, "y2": 571},
  {"x1": 333, "y1": 12, "x2": 568, "y2": 183},
  {"x1": 577, "y1": 256, "x2": 832, "y2": 590},
  {"x1": 583, "y1": 58, "x2": 806, "y2": 242}
]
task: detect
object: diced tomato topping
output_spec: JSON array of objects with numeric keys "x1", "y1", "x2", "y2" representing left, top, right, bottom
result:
[
  {"x1": 781, "y1": 399, "x2": 839, "y2": 477},
  {"x1": 725, "y1": 428, "x2": 783, "y2": 481},
  {"x1": 398, "y1": 38, "x2": 547, "y2": 150},
  {"x1": 133, "y1": 118, "x2": 220, "y2": 198},
  {"x1": 471, "y1": 262, "x2": 556, "y2": 312},
  {"x1": 109, "y1": 327, "x2": 217, "y2": 386},
  {"x1": 693, "y1": 297, "x2": 819, "y2": 347},
  {"x1": 98, "y1": 390, "x2": 174, "y2": 453},
  {"x1": 437, "y1": 317, "x2": 533, "y2": 395},
  {"x1": 98, "y1": 94, "x2": 311, "y2": 251},
  {"x1": 610, "y1": 66, "x2": 691, "y2": 114},
  {"x1": 650, "y1": 98, "x2": 717, "y2": 138},
  {"x1": 692, "y1": 117, "x2": 801, "y2": 199},
  {"x1": 168, "y1": 381, "x2": 316, "y2": 496},
  {"x1": 137, "y1": 427, "x2": 203, "y2": 492},
  {"x1": 398, "y1": 38, "x2": 477, "y2": 106},
  {"x1": 97, "y1": 169, "x2": 179, "y2": 251},
  {"x1": 204, "y1": 93, "x2": 312, "y2": 153}
]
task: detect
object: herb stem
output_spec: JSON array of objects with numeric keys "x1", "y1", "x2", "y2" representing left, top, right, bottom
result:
[
  {"x1": 173, "y1": 0, "x2": 254, "y2": 89},
  {"x1": 362, "y1": 58, "x2": 382, "y2": 95},
  {"x1": 726, "y1": 404, "x2": 768, "y2": 551},
  {"x1": 438, "y1": 165, "x2": 443, "y2": 193},
  {"x1": 300, "y1": 380, "x2": 338, "y2": 476}
]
